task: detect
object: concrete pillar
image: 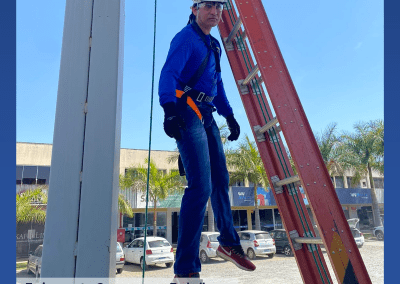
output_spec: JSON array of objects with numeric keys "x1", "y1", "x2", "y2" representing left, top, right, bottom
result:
[
  {"x1": 167, "y1": 208, "x2": 173, "y2": 245},
  {"x1": 41, "y1": 0, "x2": 125, "y2": 279},
  {"x1": 247, "y1": 209, "x2": 252, "y2": 230}
]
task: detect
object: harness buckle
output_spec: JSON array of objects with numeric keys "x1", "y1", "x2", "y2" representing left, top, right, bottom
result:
[{"x1": 196, "y1": 92, "x2": 206, "y2": 102}]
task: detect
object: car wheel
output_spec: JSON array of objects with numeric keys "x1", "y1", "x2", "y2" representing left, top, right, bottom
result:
[
  {"x1": 200, "y1": 250, "x2": 209, "y2": 263},
  {"x1": 165, "y1": 262, "x2": 173, "y2": 268},
  {"x1": 284, "y1": 246, "x2": 293, "y2": 257},
  {"x1": 117, "y1": 268, "x2": 123, "y2": 274},
  {"x1": 357, "y1": 245, "x2": 363, "y2": 248},
  {"x1": 247, "y1": 248, "x2": 256, "y2": 260},
  {"x1": 376, "y1": 231, "x2": 384, "y2": 241},
  {"x1": 267, "y1": 253, "x2": 274, "y2": 259},
  {"x1": 140, "y1": 258, "x2": 148, "y2": 270}
]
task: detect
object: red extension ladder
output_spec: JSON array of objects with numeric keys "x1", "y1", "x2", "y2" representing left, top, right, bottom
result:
[{"x1": 218, "y1": 1, "x2": 372, "y2": 283}]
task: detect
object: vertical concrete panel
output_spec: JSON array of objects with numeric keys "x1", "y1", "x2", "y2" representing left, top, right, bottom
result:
[
  {"x1": 41, "y1": 0, "x2": 125, "y2": 278},
  {"x1": 75, "y1": 0, "x2": 125, "y2": 277},
  {"x1": 41, "y1": 0, "x2": 94, "y2": 278}
]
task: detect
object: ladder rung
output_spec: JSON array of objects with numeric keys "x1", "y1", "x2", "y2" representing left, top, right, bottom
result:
[
  {"x1": 242, "y1": 65, "x2": 259, "y2": 86},
  {"x1": 274, "y1": 175, "x2": 301, "y2": 187},
  {"x1": 293, "y1": 237, "x2": 323, "y2": 245},
  {"x1": 226, "y1": 17, "x2": 242, "y2": 44},
  {"x1": 258, "y1": 117, "x2": 278, "y2": 134}
]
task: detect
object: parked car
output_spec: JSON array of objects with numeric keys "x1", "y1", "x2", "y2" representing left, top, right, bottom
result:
[
  {"x1": 269, "y1": 229, "x2": 293, "y2": 256},
  {"x1": 27, "y1": 243, "x2": 126, "y2": 275},
  {"x1": 199, "y1": 232, "x2": 220, "y2": 263},
  {"x1": 347, "y1": 218, "x2": 365, "y2": 248},
  {"x1": 27, "y1": 244, "x2": 42, "y2": 278},
  {"x1": 116, "y1": 242, "x2": 125, "y2": 274},
  {"x1": 123, "y1": 236, "x2": 174, "y2": 269},
  {"x1": 373, "y1": 226, "x2": 384, "y2": 241},
  {"x1": 237, "y1": 230, "x2": 276, "y2": 259}
]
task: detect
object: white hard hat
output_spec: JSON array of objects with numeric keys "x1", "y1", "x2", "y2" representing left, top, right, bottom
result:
[{"x1": 192, "y1": 0, "x2": 227, "y2": 4}]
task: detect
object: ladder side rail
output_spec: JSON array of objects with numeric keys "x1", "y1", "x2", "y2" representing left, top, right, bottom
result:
[
  {"x1": 233, "y1": 1, "x2": 372, "y2": 283},
  {"x1": 218, "y1": 8, "x2": 333, "y2": 284}
]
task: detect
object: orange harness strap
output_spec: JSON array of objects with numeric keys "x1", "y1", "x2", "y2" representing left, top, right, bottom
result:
[{"x1": 175, "y1": 89, "x2": 203, "y2": 121}]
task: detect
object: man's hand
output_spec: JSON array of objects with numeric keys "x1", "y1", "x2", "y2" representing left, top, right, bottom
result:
[
  {"x1": 226, "y1": 114, "x2": 240, "y2": 141},
  {"x1": 162, "y1": 102, "x2": 186, "y2": 140}
]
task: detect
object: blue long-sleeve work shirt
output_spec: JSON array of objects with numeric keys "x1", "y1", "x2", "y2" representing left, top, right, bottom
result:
[{"x1": 158, "y1": 23, "x2": 233, "y2": 118}]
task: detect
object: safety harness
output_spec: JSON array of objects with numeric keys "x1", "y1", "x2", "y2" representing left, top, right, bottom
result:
[
  {"x1": 175, "y1": 21, "x2": 221, "y2": 122},
  {"x1": 176, "y1": 20, "x2": 222, "y2": 176}
]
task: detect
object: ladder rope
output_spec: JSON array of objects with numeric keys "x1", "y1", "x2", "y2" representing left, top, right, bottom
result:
[
  {"x1": 142, "y1": 0, "x2": 158, "y2": 282},
  {"x1": 224, "y1": 1, "x2": 331, "y2": 282}
]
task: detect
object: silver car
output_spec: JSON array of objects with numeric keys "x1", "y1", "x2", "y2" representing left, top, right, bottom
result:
[
  {"x1": 199, "y1": 232, "x2": 220, "y2": 263},
  {"x1": 373, "y1": 226, "x2": 384, "y2": 241},
  {"x1": 238, "y1": 230, "x2": 276, "y2": 259},
  {"x1": 27, "y1": 244, "x2": 42, "y2": 278},
  {"x1": 123, "y1": 237, "x2": 174, "y2": 269},
  {"x1": 116, "y1": 242, "x2": 125, "y2": 274}
]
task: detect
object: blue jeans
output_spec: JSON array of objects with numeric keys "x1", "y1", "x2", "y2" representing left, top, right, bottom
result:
[{"x1": 174, "y1": 103, "x2": 241, "y2": 275}]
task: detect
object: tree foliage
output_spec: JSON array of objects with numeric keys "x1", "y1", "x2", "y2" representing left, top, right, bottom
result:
[
  {"x1": 339, "y1": 119, "x2": 384, "y2": 226},
  {"x1": 16, "y1": 187, "x2": 48, "y2": 223},
  {"x1": 123, "y1": 159, "x2": 184, "y2": 235},
  {"x1": 225, "y1": 134, "x2": 269, "y2": 230}
]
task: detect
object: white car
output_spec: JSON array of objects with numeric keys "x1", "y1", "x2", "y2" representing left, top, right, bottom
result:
[
  {"x1": 27, "y1": 245, "x2": 42, "y2": 278},
  {"x1": 123, "y1": 237, "x2": 174, "y2": 269},
  {"x1": 237, "y1": 230, "x2": 276, "y2": 259},
  {"x1": 199, "y1": 232, "x2": 220, "y2": 263},
  {"x1": 27, "y1": 243, "x2": 126, "y2": 275},
  {"x1": 347, "y1": 218, "x2": 365, "y2": 248},
  {"x1": 116, "y1": 242, "x2": 125, "y2": 274}
]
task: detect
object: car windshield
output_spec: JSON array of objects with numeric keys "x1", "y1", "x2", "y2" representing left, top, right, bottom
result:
[
  {"x1": 208, "y1": 234, "x2": 220, "y2": 242},
  {"x1": 351, "y1": 229, "x2": 361, "y2": 238},
  {"x1": 148, "y1": 240, "x2": 170, "y2": 248},
  {"x1": 255, "y1": 233, "x2": 272, "y2": 240},
  {"x1": 116, "y1": 243, "x2": 122, "y2": 252}
]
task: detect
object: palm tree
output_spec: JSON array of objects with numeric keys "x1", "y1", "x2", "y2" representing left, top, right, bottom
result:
[
  {"x1": 225, "y1": 134, "x2": 269, "y2": 230},
  {"x1": 125, "y1": 159, "x2": 184, "y2": 236},
  {"x1": 315, "y1": 122, "x2": 348, "y2": 185},
  {"x1": 118, "y1": 194, "x2": 134, "y2": 219},
  {"x1": 17, "y1": 185, "x2": 133, "y2": 224},
  {"x1": 16, "y1": 187, "x2": 48, "y2": 223},
  {"x1": 340, "y1": 120, "x2": 384, "y2": 227}
]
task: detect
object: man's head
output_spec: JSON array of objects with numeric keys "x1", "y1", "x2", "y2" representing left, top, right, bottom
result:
[{"x1": 190, "y1": 1, "x2": 226, "y2": 33}]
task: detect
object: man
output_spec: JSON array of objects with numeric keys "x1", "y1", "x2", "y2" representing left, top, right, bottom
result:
[{"x1": 158, "y1": 1, "x2": 256, "y2": 282}]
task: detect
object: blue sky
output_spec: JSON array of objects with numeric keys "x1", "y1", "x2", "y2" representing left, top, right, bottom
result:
[{"x1": 17, "y1": 0, "x2": 383, "y2": 151}]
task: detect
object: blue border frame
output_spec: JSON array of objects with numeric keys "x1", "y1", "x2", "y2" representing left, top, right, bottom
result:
[
  {"x1": 384, "y1": 0, "x2": 399, "y2": 282},
  {"x1": 2, "y1": 0, "x2": 16, "y2": 283}
]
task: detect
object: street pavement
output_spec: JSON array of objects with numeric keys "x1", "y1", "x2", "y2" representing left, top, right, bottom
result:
[{"x1": 17, "y1": 239, "x2": 383, "y2": 284}]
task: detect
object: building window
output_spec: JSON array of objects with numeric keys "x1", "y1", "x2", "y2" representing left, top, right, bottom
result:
[
  {"x1": 22, "y1": 178, "x2": 36, "y2": 185},
  {"x1": 373, "y1": 178, "x2": 384, "y2": 189},
  {"x1": 335, "y1": 176, "x2": 344, "y2": 188},
  {"x1": 37, "y1": 166, "x2": 50, "y2": 185}
]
